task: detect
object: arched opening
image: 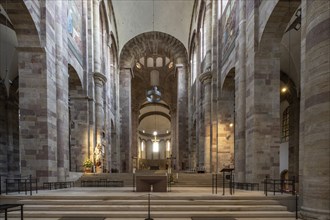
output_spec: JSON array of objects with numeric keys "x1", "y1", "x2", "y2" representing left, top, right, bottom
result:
[
  {"x1": 0, "y1": 2, "x2": 21, "y2": 180},
  {"x1": 119, "y1": 31, "x2": 188, "y2": 172},
  {"x1": 219, "y1": 68, "x2": 235, "y2": 172},
  {"x1": 279, "y1": 4, "x2": 301, "y2": 180},
  {"x1": 68, "y1": 65, "x2": 85, "y2": 172},
  {"x1": 279, "y1": 72, "x2": 300, "y2": 180},
  {"x1": 246, "y1": 0, "x2": 301, "y2": 184},
  {"x1": 138, "y1": 101, "x2": 171, "y2": 171}
]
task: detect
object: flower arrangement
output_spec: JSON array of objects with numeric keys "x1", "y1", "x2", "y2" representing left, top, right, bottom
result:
[{"x1": 83, "y1": 159, "x2": 93, "y2": 168}]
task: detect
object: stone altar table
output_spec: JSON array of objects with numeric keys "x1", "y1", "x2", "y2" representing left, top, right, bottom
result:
[{"x1": 136, "y1": 175, "x2": 167, "y2": 192}]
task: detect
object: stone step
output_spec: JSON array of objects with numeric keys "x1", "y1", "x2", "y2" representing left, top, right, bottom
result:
[
  {"x1": 8, "y1": 210, "x2": 295, "y2": 218},
  {"x1": 23, "y1": 204, "x2": 287, "y2": 212},
  {"x1": 7, "y1": 218, "x2": 299, "y2": 220},
  {"x1": 18, "y1": 199, "x2": 283, "y2": 205}
]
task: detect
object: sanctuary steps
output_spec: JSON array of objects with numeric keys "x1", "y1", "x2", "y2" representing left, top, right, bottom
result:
[{"x1": 1, "y1": 187, "x2": 296, "y2": 219}]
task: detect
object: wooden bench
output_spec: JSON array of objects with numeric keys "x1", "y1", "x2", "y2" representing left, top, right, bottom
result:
[{"x1": 0, "y1": 204, "x2": 24, "y2": 220}]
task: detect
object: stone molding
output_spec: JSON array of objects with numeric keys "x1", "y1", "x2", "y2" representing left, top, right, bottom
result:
[
  {"x1": 175, "y1": 63, "x2": 184, "y2": 69},
  {"x1": 199, "y1": 71, "x2": 212, "y2": 84},
  {"x1": 16, "y1": 47, "x2": 46, "y2": 53},
  {"x1": 93, "y1": 72, "x2": 107, "y2": 85}
]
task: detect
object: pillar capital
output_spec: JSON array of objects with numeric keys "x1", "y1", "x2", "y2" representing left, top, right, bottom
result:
[
  {"x1": 93, "y1": 72, "x2": 107, "y2": 85},
  {"x1": 175, "y1": 63, "x2": 185, "y2": 69},
  {"x1": 199, "y1": 71, "x2": 212, "y2": 84}
]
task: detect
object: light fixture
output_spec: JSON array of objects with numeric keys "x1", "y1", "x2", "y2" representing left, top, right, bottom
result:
[
  {"x1": 168, "y1": 61, "x2": 173, "y2": 69},
  {"x1": 229, "y1": 123, "x2": 234, "y2": 128},
  {"x1": 285, "y1": 8, "x2": 301, "y2": 33},
  {"x1": 143, "y1": 130, "x2": 145, "y2": 133},
  {"x1": 281, "y1": 87, "x2": 288, "y2": 93},
  {"x1": 146, "y1": 86, "x2": 161, "y2": 103},
  {"x1": 153, "y1": 131, "x2": 157, "y2": 136},
  {"x1": 136, "y1": 62, "x2": 141, "y2": 69}
]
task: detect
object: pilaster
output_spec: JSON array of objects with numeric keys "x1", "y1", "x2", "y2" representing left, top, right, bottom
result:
[
  {"x1": 18, "y1": 47, "x2": 57, "y2": 183},
  {"x1": 93, "y1": 0, "x2": 101, "y2": 72},
  {"x1": 234, "y1": 0, "x2": 247, "y2": 182},
  {"x1": 93, "y1": 72, "x2": 107, "y2": 172},
  {"x1": 119, "y1": 68, "x2": 132, "y2": 172},
  {"x1": 55, "y1": 0, "x2": 69, "y2": 181},
  {"x1": 199, "y1": 71, "x2": 212, "y2": 172}
]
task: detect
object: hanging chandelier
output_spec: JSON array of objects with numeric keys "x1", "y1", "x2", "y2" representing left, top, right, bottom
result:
[
  {"x1": 145, "y1": 0, "x2": 161, "y2": 103},
  {"x1": 146, "y1": 86, "x2": 161, "y2": 103}
]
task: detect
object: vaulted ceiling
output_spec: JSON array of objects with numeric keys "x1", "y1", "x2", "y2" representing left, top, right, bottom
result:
[{"x1": 112, "y1": 0, "x2": 194, "y2": 53}]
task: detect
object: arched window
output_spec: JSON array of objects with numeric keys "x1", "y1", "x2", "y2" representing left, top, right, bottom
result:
[
  {"x1": 191, "y1": 43, "x2": 197, "y2": 84},
  {"x1": 166, "y1": 140, "x2": 171, "y2": 158},
  {"x1": 200, "y1": 11, "x2": 206, "y2": 60},
  {"x1": 282, "y1": 106, "x2": 290, "y2": 142},
  {"x1": 147, "y1": 57, "x2": 154, "y2": 67},
  {"x1": 153, "y1": 141, "x2": 159, "y2": 153},
  {"x1": 156, "y1": 57, "x2": 163, "y2": 67},
  {"x1": 202, "y1": 11, "x2": 207, "y2": 59}
]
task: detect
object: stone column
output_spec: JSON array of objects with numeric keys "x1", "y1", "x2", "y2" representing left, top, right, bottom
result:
[
  {"x1": 211, "y1": 0, "x2": 218, "y2": 174},
  {"x1": 170, "y1": 109, "x2": 177, "y2": 170},
  {"x1": 93, "y1": 0, "x2": 101, "y2": 72},
  {"x1": 176, "y1": 64, "x2": 188, "y2": 170},
  {"x1": 93, "y1": 72, "x2": 107, "y2": 172},
  {"x1": 203, "y1": 0, "x2": 213, "y2": 71},
  {"x1": 119, "y1": 68, "x2": 132, "y2": 172},
  {"x1": 234, "y1": 0, "x2": 247, "y2": 182},
  {"x1": 55, "y1": 0, "x2": 69, "y2": 181},
  {"x1": 199, "y1": 71, "x2": 212, "y2": 172},
  {"x1": 300, "y1": 0, "x2": 330, "y2": 219}
]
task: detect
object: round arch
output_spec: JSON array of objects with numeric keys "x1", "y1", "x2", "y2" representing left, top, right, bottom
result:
[
  {"x1": 120, "y1": 31, "x2": 187, "y2": 68},
  {"x1": 0, "y1": 0, "x2": 41, "y2": 47}
]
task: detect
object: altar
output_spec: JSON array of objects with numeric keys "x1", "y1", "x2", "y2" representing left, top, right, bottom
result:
[{"x1": 135, "y1": 175, "x2": 168, "y2": 192}]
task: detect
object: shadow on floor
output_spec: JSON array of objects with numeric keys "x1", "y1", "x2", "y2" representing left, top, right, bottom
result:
[
  {"x1": 59, "y1": 218, "x2": 105, "y2": 220},
  {"x1": 192, "y1": 218, "x2": 236, "y2": 220}
]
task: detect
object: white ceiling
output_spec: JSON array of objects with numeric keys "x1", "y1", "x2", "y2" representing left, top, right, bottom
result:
[{"x1": 112, "y1": 0, "x2": 194, "y2": 53}]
